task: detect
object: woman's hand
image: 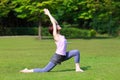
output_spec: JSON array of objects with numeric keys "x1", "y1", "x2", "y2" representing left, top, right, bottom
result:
[{"x1": 44, "y1": 8, "x2": 50, "y2": 15}]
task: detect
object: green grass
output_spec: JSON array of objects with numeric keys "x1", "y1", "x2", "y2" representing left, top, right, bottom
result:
[{"x1": 0, "y1": 36, "x2": 120, "y2": 80}]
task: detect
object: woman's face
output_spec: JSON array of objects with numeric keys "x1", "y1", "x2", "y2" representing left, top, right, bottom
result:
[{"x1": 57, "y1": 25, "x2": 61, "y2": 31}]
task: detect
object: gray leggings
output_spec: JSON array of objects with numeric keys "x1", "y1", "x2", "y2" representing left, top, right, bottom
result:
[{"x1": 33, "y1": 50, "x2": 80, "y2": 72}]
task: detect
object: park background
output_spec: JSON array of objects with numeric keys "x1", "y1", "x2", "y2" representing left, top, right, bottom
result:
[
  {"x1": 0, "y1": 0, "x2": 120, "y2": 38},
  {"x1": 0, "y1": 0, "x2": 120, "y2": 80}
]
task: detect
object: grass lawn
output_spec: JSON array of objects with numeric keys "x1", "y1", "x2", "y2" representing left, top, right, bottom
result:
[{"x1": 0, "y1": 36, "x2": 120, "y2": 80}]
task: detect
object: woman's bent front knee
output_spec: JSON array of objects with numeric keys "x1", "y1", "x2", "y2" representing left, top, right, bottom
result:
[{"x1": 73, "y1": 50, "x2": 80, "y2": 56}]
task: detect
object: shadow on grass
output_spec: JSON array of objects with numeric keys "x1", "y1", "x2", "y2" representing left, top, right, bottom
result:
[
  {"x1": 81, "y1": 66, "x2": 91, "y2": 71},
  {"x1": 51, "y1": 66, "x2": 91, "y2": 72},
  {"x1": 51, "y1": 69, "x2": 75, "y2": 72}
]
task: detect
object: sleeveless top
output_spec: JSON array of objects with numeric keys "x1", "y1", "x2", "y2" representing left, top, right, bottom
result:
[{"x1": 55, "y1": 35, "x2": 67, "y2": 56}]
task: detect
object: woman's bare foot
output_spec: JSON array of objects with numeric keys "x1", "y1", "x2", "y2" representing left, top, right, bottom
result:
[
  {"x1": 20, "y1": 68, "x2": 33, "y2": 73},
  {"x1": 76, "y1": 68, "x2": 84, "y2": 72}
]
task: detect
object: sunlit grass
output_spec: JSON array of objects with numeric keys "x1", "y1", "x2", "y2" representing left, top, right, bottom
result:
[{"x1": 0, "y1": 36, "x2": 120, "y2": 80}]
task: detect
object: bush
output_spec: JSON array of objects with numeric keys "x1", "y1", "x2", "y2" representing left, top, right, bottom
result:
[
  {"x1": 61, "y1": 28, "x2": 96, "y2": 38},
  {"x1": 89, "y1": 29, "x2": 97, "y2": 37},
  {"x1": 0, "y1": 27, "x2": 96, "y2": 38},
  {"x1": 12, "y1": 27, "x2": 38, "y2": 35}
]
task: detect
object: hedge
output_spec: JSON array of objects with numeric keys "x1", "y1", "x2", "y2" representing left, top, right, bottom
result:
[
  {"x1": 60, "y1": 28, "x2": 96, "y2": 38},
  {"x1": 0, "y1": 27, "x2": 96, "y2": 38}
]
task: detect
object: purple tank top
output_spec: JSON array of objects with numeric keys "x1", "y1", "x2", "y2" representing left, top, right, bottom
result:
[{"x1": 55, "y1": 35, "x2": 67, "y2": 56}]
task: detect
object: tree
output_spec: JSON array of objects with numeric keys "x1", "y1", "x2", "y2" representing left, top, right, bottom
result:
[
  {"x1": 88, "y1": 0, "x2": 120, "y2": 35},
  {"x1": 0, "y1": 0, "x2": 15, "y2": 17},
  {"x1": 0, "y1": 0, "x2": 120, "y2": 36},
  {"x1": 51, "y1": 0, "x2": 120, "y2": 35},
  {"x1": 0, "y1": 0, "x2": 16, "y2": 35},
  {"x1": 13, "y1": 0, "x2": 56, "y2": 39}
]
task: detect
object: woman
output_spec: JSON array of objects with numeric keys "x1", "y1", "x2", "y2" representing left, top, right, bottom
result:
[{"x1": 20, "y1": 9, "x2": 84, "y2": 73}]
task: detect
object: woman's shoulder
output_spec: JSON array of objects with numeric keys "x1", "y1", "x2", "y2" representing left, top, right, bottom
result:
[
  {"x1": 54, "y1": 34, "x2": 65, "y2": 41},
  {"x1": 53, "y1": 34, "x2": 60, "y2": 41}
]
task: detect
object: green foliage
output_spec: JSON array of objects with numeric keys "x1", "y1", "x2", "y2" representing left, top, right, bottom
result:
[
  {"x1": 0, "y1": 27, "x2": 38, "y2": 36},
  {"x1": 61, "y1": 28, "x2": 91, "y2": 38},
  {"x1": 89, "y1": 29, "x2": 96, "y2": 37},
  {"x1": 0, "y1": 27, "x2": 96, "y2": 38},
  {"x1": 13, "y1": 0, "x2": 56, "y2": 21},
  {"x1": 13, "y1": 0, "x2": 42, "y2": 20},
  {"x1": 88, "y1": 0, "x2": 120, "y2": 36},
  {"x1": 0, "y1": 0, "x2": 15, "y2": 17},
  {"x1": 0, "y1": 0, "x2": 120, "y2": 36}
]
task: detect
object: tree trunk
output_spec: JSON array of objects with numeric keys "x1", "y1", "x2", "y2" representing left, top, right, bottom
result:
[{"x1": 38, "y1": 21, "x2": 42, "y2": 39}]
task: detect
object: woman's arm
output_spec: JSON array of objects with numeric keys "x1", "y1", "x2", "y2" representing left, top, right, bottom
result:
[{"x1": 44, "y1": 9, "x2": 59, "y2": 40}]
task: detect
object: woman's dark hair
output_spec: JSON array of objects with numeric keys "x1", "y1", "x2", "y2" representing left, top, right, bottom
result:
[
  {"x1": 48, "y1": 26, "x2": 53, "y2": 35},
  {"x1": 48, "y1": 24, "x2": 59, "y2": 35}
]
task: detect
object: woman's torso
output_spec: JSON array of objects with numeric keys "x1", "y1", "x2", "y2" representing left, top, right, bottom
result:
[{"x1": 55, "y1": 35, "x2": 67, "y2": 56}]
